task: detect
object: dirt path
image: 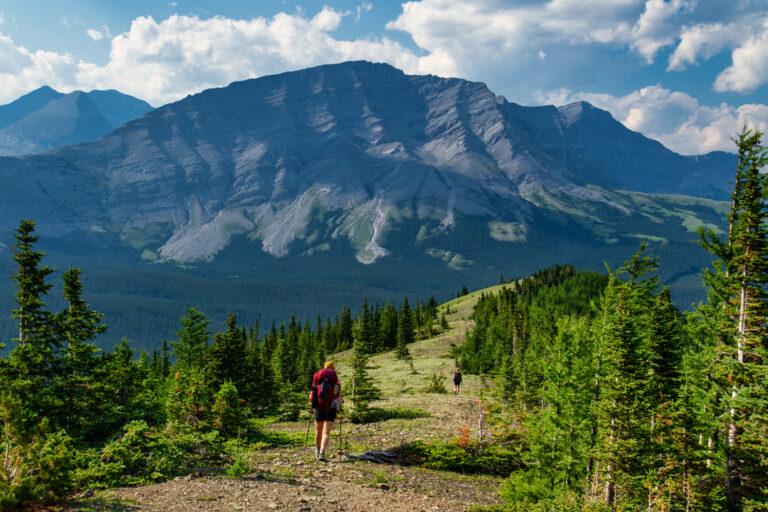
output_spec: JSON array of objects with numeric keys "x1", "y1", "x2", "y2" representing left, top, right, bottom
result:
[{"x1": 84, "y1": 448, "x2": 502, "y2": 512}]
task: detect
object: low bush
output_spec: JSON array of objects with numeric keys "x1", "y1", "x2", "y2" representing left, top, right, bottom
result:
[
  {"x1": 419, "y1": 373, "x2": 448, "y2": 394},
  {"x1": 397, "y1": 439, "x2": 520, "y2": 475}
]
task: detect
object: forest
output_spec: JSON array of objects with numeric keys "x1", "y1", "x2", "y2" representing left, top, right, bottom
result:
[{"x1": 0, "y1": 128, "x2": 766, "y2": 511}]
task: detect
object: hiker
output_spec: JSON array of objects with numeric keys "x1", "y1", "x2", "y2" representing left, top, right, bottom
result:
[
  {"x1": 310, "y1": 361, "x2": 342, "y2": 461},
  {"x1": 453, "y1": 366, "x2": 462, "y2": 394}
]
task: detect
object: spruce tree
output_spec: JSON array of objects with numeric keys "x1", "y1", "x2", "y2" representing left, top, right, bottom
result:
[
  {"x1": 699, "y1": 126, "x2": 768, "y2": 507},
  {"x1": 209, "y1": 314, "x2": 248, "y2": 393},
  {"x1": 172, "y1": 307, "x2": 210, "y2": 373},
  {"x1": 378, "y1": 301, "x2": 398, "y2": 349},
  {"x1": 338, "y1": 306, "x2": 354, "y2": 351},
  {"x1": 396, "y1": 297, "x2": 414, "y2": 360},
  {"x1": 53, "y1": 267, "x2": 106, "y2": 438},
  {"x1": 6, "y1": 220, "x2": 59, "y2": 434},
  {"x1": 350, "y1": 326, "x2": 380, "y2": 422},
  {"x1": 594, "y1": 246, "x2": 657, "y2": 509}
]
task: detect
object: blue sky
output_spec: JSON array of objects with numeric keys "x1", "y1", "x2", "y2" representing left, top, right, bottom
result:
[{"x1": 0, "y1": 0, "x2": 767, "y2": 154}]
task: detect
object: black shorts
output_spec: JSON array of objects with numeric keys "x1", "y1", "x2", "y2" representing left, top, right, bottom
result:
[{"x1": 314, "y1": 408, "x2": 337, "y2": 422}]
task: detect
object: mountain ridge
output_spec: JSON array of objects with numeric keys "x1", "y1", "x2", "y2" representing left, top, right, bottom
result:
[{"x1": 0, "y1": 86, "x2": 153, "y2": 155}]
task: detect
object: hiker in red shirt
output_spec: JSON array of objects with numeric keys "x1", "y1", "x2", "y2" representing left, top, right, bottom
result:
[{"x1": 310, "y1": 361, "x2": 342, "y2": 461}]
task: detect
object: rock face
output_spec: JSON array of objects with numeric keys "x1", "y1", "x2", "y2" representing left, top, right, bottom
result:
[
  {"x1": 0, "y1": 87, "x2": 152, "y2": 155},
  {"x1": 0, "y1": 61, "x2": 735, "y2": 264}
]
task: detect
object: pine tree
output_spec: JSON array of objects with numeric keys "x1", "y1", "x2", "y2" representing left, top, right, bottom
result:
[
  {"x1": 350, "y1": 325, "x2": 380, "y2": 422},
  {"x1": 5, "y1": 220, "x2": 59, "y2": 434},
  {"x1": 172, "y1": 307, "x2": 210, "y2": 373},
  {"x1": 396, "y1": 297, "x2": 414, "y2": 360},
  {"x1": 338, "y1": 306, "x2": 354, "y2": 351},
  {"x1": 647, "y1": 287, "x2": 683, "y2": 405},
  {"x1": 698, "y1": 126, "x2": 768, "y2": 507},
  {"x1": 53, "y1": 267, "x2": 106, "y2": 438},
  {"x1": 378, "y1": 301, "x2": 398, "y2": 349},
  {"x1": 594, "y1": 245, "x2": 657, "y2": 509},
  {"x1": 358, "y1": 298, "x2": 376, "y2": 354},
  {"x1": 276, "y1": 317, "x2": 300, "y2": 387},
  {"x1": 209, "y1": 314, "x2": 248, "y2": 393}
]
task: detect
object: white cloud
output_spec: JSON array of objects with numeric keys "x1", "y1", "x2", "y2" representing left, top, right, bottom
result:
[
  {"x1": 0, "y1": 33, "x2": 79, "y2": 99},
  {"x1": 76, "y1": 12, "x2": 447, "y2": 105},
  {"x1": 86, "y1": 28, "x2": 104, "y2": 41},
  {"x1": 628, "y1": 0, "x2": 695, "y2": 62},
  {"x1": 385, "y1": 0, "x2": 690, "y2": 74},
  {"x1": 714, "y1": 19, "x2": 768, "y2": 93},
  {"x1": 0, "y1": 9, "x2": 447, "y2": 106},
  {"x1": 668, "y1": 22, "x2": 741, "y2": 70},
  {"x1": 86, "y1": 25, "x2": 112, "y2": 42},
  {"x1": 356, "y1": 2, "x2": 373, "y2": 22},
  {"x1": 540, "y1": 85, "x2": 768, "y2": 154}
]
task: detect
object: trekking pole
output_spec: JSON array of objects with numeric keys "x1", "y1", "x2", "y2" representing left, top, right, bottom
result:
[
  {"x1": 304, "y1": 408, "x2": 313, "y2": 447},
  {"x1": 338, "y1": 407, "x2": 343, "y2": 455}
]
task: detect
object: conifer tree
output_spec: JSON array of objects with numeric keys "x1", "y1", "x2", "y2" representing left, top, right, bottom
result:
[
  {"x1": 6, "y1": 220, "x2": 59, "y2": 433},
  {"x1": 698, "y1": 126, "x2": 768, "y2": 506},
  {"x1": 358, "y1": 298, "x2": 376, "y2": 354},
  {"x1": 378, "y1": 301, "x2": 398, "y2": 349},
  {"x1": 172, "y1": 307, "x2": 210, "y2": 373},
  {"x1": 53, "y1": 267, "x2": 106, "y2": 438},
  {"x1": 276, "y1": 317, "x2": 300, "y2": 387},
  {"x1": 647, "y1": 287, "x2": 683, "y2": 405},
  {"x1": 350, "y1": 325, "x2": 379, "y2": 422},
  {"x1": 209, "y1": 314, "x2": 248, "y2": 393},
  {"x1": 338, "y1": 306, "x2": 354, "y2": 351},
  {"x1": 594, "y1": 246, "x2": 657, "y2": 509},
  {"x1": 396, "y1": 297, "x2": 414, "y2": 360}
]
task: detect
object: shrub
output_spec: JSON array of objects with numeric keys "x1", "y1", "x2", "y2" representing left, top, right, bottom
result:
[
  {"x1": 225, "y1": 454, "x2": 252, "y2": 479},
  {"x1": 0, "y1": 393, "x2": 74, "y2": 509},
  {"x1": 212, "y1": 382, "x2": 246, "y2": 436},
  {"x1": 74, "y1": 421, "x2": 225, "y2": 488},
  {"x1": 399, "y1": 440, "x2": 520, "y2": 475},
  {"x1": 419, "y1": 373, "x2": 448, "y2": 394}
]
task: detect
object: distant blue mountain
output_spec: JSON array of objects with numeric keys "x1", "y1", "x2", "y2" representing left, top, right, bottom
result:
[{"x1": 0, "y1": 87, "x2": 152, "y2": 155}]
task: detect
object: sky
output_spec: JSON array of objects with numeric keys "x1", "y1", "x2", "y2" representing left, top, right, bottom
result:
[{"x1": 0, "y1": 0, "x2": 767, "y2": 155}]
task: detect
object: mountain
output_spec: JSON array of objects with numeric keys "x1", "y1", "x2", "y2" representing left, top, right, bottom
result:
[
  {"x1": 0, "y1": 61, "x2": 734, "y2": 349},
  {"x1": 0, "y1": 87, "x2": 153, "y2": 155}
]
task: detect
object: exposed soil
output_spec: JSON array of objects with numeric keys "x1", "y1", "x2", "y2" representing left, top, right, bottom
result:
[{"x1": 66, "y1": 448, "x2": 502, "y2": 512}]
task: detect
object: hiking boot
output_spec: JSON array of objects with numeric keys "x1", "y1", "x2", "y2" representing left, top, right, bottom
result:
[
  {"x1": 314, "y1": 447, "x2": 320, "y2": 459},
  {"x1": 318, "y1": 452, "x2": 329, "y2": 462}
]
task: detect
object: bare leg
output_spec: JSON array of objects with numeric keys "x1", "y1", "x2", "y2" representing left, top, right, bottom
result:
[
  {"x1": 321, "y1": 421, "x2": 334, "y2": 454},
  {"x1": 314, "y1": 421, "x2": 324, "y2": 450}
]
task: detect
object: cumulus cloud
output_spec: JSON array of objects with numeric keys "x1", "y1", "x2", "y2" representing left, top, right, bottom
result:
[
  {"x1": 0, "y1": 34, "x2": 79, "y2": 101},
  {"x1": 630, "y1": 0, "x2": 695, "y2": 62},
  {"x1": 386, "y1": 0, "x2": 690, "y2": 73},
  {"x1": 714, "y1": 19, "x2": 768, "y2": 93},
  {"x1": 78, "y1": 10, "x2": 453, "y2": 105},
  {"x1": 0, "y1": 8, "x2": 449, "y2": 106},
  {"x1": 539, "y1": 85, "x2": 768, "y2": 154}
]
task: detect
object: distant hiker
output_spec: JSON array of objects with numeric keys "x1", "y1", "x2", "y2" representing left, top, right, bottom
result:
[
  {"x1": 453, "y1": 367, "x2": 462, "y2": 394},
  {"x1": 310, "y1": 361, "x2": 342, "y2": 461}
]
